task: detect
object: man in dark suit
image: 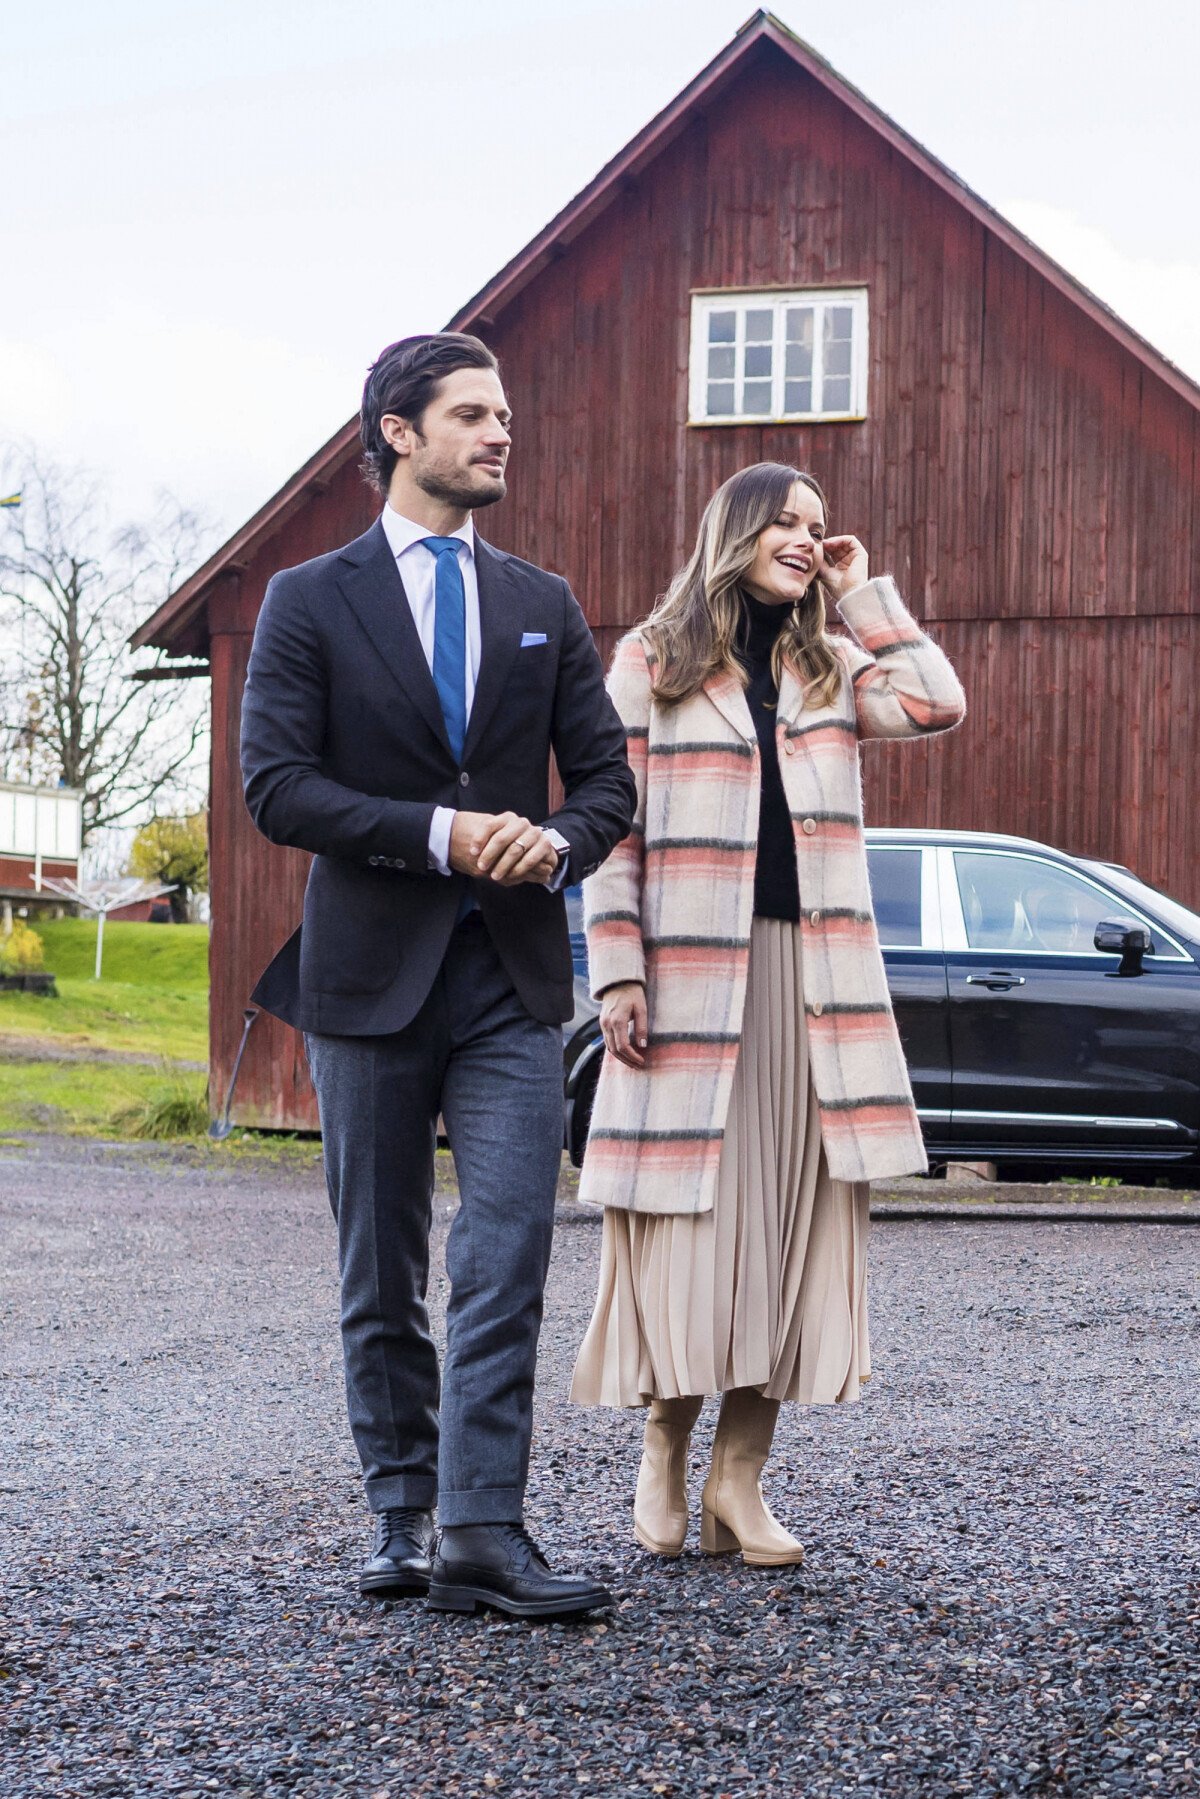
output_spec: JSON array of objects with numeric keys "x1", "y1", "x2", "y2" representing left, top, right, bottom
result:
[{"x1": 240, "y1": 333, "x2": 635, "y2": 1618}]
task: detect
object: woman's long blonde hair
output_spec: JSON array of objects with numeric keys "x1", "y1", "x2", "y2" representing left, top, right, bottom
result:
[{"x1": 643, "y1": 463, "x2": 843, "y2": 709}]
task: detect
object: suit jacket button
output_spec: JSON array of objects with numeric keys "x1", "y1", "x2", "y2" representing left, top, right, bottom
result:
[
  {"x1": 395, "y1": 859, "x2": 405, "y2": 870},
  {"x1": 459, "y1": 772, "x2": 470, "y2": 787},
  {"x1": 802, "y1": 817, "x2": 817, "y2": 835},
  {"x1": 368, "y1": 855, "x2": 379, "y2": 865}
]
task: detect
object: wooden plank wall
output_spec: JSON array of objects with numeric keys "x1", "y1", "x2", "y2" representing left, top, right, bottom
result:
[
  {"x1": 206, "y1": 39, "x2": 1200, "y2": 1129},
  {"x1": 207, "y1": 459, "x2": 375, "y2": 1129},
  {"x1": 480, "y1": 44, "x2": 1198, "y2": 893}
]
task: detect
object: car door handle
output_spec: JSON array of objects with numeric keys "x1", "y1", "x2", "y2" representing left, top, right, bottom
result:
[{"x1": 965, "y1": 973, "x2": 1026, "y2": 989}]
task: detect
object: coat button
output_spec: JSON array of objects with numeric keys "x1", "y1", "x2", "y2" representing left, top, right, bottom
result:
[
  {"x1": 394, "y1": 858, "x2": 405, "y2": 870},
  {"x1": 368, "y1": 855, "x2": 379, "y2": 866},
  {"x1": 459, "y1": 772, "x2": 470, "y2": 787},
  {"x1": 802, "y1": 817, "x2": 817, "y2": 835},
  {"x1": 811, "y1": 1000, "x2": 824, "y2": 1018},
  {"x1": 809, "y1": 909, "x2": 821, "y2": 926},
  {"x1": 783, "y1": 739, "x2": 795, "y2": 756}
]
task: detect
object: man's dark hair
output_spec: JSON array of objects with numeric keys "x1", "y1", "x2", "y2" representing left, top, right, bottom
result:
[{"x1": 359, "y1": 332, "x2": 500, "y2": 495}]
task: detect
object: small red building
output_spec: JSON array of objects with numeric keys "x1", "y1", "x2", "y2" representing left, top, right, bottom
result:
[
  {"x1": 133, "y1": 11, "x2": 1200, "y2": 1131},
  {"x1": 0, "y1": 780, "x2": 82, "y2": 926}
]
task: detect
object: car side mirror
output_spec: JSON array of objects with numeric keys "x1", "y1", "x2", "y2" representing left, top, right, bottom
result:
[{"x1": 1094, "y1": 917, "x2": 1151, "y2": 977}]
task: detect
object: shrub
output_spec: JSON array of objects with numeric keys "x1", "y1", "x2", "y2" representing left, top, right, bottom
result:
[
  {"x1": 111, "y1": 1074, "x2": 209, "y2": 1140},
  {"x1": 0, "y1": 920, "x2": 46, "y2": 974}
]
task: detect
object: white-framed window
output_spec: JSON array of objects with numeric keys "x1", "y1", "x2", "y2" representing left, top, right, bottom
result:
[{"x1": 688, "y1": 287, "x2": 868, "y2": 425}]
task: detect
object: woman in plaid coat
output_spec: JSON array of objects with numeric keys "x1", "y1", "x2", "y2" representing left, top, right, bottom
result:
[{"x1": 571, "y1": 462, "x2": 965, "y2": 1566}]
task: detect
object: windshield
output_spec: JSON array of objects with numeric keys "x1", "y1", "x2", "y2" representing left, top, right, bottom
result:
[{"x1": 1082, "y1": 861, "x2": 1200, "y2": 946}]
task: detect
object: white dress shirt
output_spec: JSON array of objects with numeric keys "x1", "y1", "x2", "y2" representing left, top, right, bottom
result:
[{"x1": 380, "y1": 504, "x2": 568, "y2": 887}]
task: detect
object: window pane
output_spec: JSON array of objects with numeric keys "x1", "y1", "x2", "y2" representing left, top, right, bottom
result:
[
  {"x1": 742, "y1": 379, "x2": 772, "y2": 412},
  {"x1": 785, "y1": 340, "x2": 813, "y2": 378},
  {"x1": 785, "y1": 307, "x2": 813, "y2": 346},
  {"x1": 707, "y1": 344, "x2": 735, "y2": 379},
  {"x1": 706, "y1": 381, "x2": 735, "y2": 415},
  {"x1": 708, "y1": 310, "x2": 736, "y2": 344},
  {"x1": 955, "y1": 853, "x2": 1117, "y2": 953},
  {"x1": 868, "y1": 849, "x2": 923, "y2": 946},
  {"x1": 825, "y1": 305, "x2": 854, "y2": 342},
  {"x1": 784, "y1": 379, "x2": 812, "y2": 413},
  {"x1": 745, "y1": 308, "x2": 773, "y2": 342},
  {"x1": 822, "y1": 375, "x2": 852, "y2": 412},
  {"x1": 1084, "y1": 862, "x2": 1194, "y2": 950},
  {"x1": 823, "y1": 337, "x2": 852, "y2": 377},
  {"x1": 744, "y1": 343, "x2": 772, "y2": 378}
]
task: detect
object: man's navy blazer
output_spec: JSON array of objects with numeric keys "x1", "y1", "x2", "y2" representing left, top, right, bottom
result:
[{"x1": 240, "y1": 518, "x2": 636, "y2": 1035}]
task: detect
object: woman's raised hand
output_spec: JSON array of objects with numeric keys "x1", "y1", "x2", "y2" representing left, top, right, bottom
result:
[
  {"x1": 600, "y1": 981, "x2": 649, "y2": 1069},
  {"x1": 820, "y1": 534, "x2": 869, "y2": 602}
]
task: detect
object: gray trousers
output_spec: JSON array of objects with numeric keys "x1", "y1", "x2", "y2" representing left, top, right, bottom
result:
[{"x1": 304, "y1": 915, "x2": 563, "y2": 1526}]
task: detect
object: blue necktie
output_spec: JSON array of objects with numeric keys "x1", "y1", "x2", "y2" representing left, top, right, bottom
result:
[{"x1": 422, "y1": 536, "x2": 467, "y2": 763}]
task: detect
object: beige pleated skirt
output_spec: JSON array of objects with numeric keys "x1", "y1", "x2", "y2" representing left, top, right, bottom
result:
[{"x1": 570, "y1": 916, "x2": 871, "y2": 1409}]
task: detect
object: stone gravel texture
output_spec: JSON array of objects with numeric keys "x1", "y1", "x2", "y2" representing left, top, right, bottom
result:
[{"x1": 2, "y1": 1135, "x2": 1198, "y2": 1798}]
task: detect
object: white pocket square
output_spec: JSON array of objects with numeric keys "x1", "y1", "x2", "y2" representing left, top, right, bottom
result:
[{"x1": 520, "y1": 632, "x2": 548, "y2": 647}]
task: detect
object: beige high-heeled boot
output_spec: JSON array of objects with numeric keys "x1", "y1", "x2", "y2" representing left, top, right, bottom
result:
[
  {"x1": 700, "y1": 1387, "x2": 804, "y2": 1566},
  {"x1": 633, "y1": 1395, "x2": 704, "y2": 1555}
]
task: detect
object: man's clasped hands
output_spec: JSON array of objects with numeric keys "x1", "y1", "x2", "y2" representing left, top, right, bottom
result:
[{"x1": 449, "y1": 811, "x2": 560, "y2": 887}]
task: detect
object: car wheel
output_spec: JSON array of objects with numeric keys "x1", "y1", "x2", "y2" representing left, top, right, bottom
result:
[{"x1": 569, "y1": 1057, "x2": 601, "y2": 1169}]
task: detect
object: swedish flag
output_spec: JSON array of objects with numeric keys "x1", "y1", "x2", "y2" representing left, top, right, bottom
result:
[{"x1": 0, "y1": 494, "x2": 20, "y2": 509}]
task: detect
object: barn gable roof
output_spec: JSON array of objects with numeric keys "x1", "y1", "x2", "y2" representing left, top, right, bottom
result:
[{"x1": 133, "y1": 7, "x2": 1200, "y2": 655}]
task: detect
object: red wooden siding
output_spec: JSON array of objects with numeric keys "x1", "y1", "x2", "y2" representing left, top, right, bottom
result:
[
  {"x1": 182, "y1": 33, "x2": 1198, "y2": 1130},
  {"x1": 0, "y1": 856, "x2": 78, "y2": 897}
]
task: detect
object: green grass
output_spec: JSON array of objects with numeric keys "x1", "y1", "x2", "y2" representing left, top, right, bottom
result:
[
  {"x1": 0, "y1": 1057, "x2": 328, "y2": 1161},
  {"x1": 33, "y1": 919, "x2": 209, "y2": 987},
  {"x1": 0, "y1": 1058, "x2": 208, "y2": 1138},
  {"x1": 0, "y1": 920, "x2": 211, "y2": 1138},
  {"x1": 111, "y1": 1074, "x2": 213, "y2": 1140},
  {"x1": 0, "y1": 979, "x2": 207, "y2": 1062}
]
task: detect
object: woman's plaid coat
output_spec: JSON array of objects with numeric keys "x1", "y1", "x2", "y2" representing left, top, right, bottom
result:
[{"x1": 579, "y1": 576, "x2": 966, "y2": 1215}]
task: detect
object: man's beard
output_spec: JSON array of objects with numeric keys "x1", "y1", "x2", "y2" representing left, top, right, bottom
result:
[{"x1": 414, "y1": 458, "x2": 506, "y2": 510}]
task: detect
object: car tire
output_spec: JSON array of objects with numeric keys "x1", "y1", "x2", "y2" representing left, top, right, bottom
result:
[{"x1": 569, "y1": 1057, "x2": 601, "y2": 1169}]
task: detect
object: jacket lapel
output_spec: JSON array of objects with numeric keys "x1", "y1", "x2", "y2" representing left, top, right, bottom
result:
[
  {"x1": 702, "y1": 669, "x2": 756, "y2": 746},
  {"x1": 334, "y1": 519, "x2": 452, "y2": 757},
  {"x1": 777, "y1": 653, "x2": 855, "y2": 731},
  {"x1": 776, "y1": 661, "x2": 806, "y2": 731},
  {"x1": 463, "y1": 539, "x2": 524, "y2": 760}
]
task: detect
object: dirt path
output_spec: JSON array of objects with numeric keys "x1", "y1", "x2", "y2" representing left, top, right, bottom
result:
[{"x1": 0, "y1": 1032, "x2": 205, "y2": 1070}]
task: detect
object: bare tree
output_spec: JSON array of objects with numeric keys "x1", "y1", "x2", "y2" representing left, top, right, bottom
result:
[{"x1": 0, "y1": 448, "x2": 213, "y2": 841}]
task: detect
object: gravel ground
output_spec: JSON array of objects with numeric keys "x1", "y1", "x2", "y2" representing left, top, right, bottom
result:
[{"x1": 2, "y1": 1135, "x2": 1198, "y2": 1798}]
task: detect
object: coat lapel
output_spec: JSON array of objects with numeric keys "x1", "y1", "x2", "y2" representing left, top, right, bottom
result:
[
  {"x1": 463, "y1": 538, "x2": 524, "y2": 760},
  {"x1": 776, "y1": 656, "x2": 853, "y2": 731},
  {"x1": 335, "y1": 519, "x2": 452, "y2": 757},
  {"x1": 776, "y1": 661, "x2": 807, "y2": 730},
  {"x1": 701, "y1": 669, "x2": 757, "y2": 746}
]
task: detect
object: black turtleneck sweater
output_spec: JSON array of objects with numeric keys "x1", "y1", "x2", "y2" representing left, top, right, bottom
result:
[{"x1": 734, "y1": 592, "x2": 801, "y2": 922}]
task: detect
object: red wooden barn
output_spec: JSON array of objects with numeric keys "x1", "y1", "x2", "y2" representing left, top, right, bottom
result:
[{"x1": 133, "y1": 10, "x2": 1200, "y2": 1131}]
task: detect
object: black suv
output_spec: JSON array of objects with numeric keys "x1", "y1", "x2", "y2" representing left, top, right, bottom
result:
[{"x1": 562, "y1": 830, "x2": 1200, "y2": 1178}]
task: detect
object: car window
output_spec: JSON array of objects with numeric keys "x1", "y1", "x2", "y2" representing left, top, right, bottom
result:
[
  {"x1": 867, "y1": 848, "x2": 923, "y2": 946},
  {"x1": 954, "y1": 852, "x2": 1134, "y2": 954},
  {"x1": 1081, "y1": 862, "x2": 1196, "y2": 952}
]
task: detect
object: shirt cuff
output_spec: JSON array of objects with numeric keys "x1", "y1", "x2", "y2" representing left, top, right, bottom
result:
[
  {"x1": 428, "y1": 807, "x2": 455, "y2": 875},
  {"x1": 544, "y1": 828, "x2": 570, "y2": 892}
]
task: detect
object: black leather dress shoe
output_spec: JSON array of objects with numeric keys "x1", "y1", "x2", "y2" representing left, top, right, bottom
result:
[
  {"x1": 359, "y1": 1507, "x2": 435, "y2": 1598},
  {"x1": 427, "y1": 1523, "x2": 613, "y2": 1619}
]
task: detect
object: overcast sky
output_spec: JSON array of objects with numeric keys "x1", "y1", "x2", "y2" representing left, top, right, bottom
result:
[{"x1": 5, "y1": 0, "x2": 1200, "y2": 541}]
